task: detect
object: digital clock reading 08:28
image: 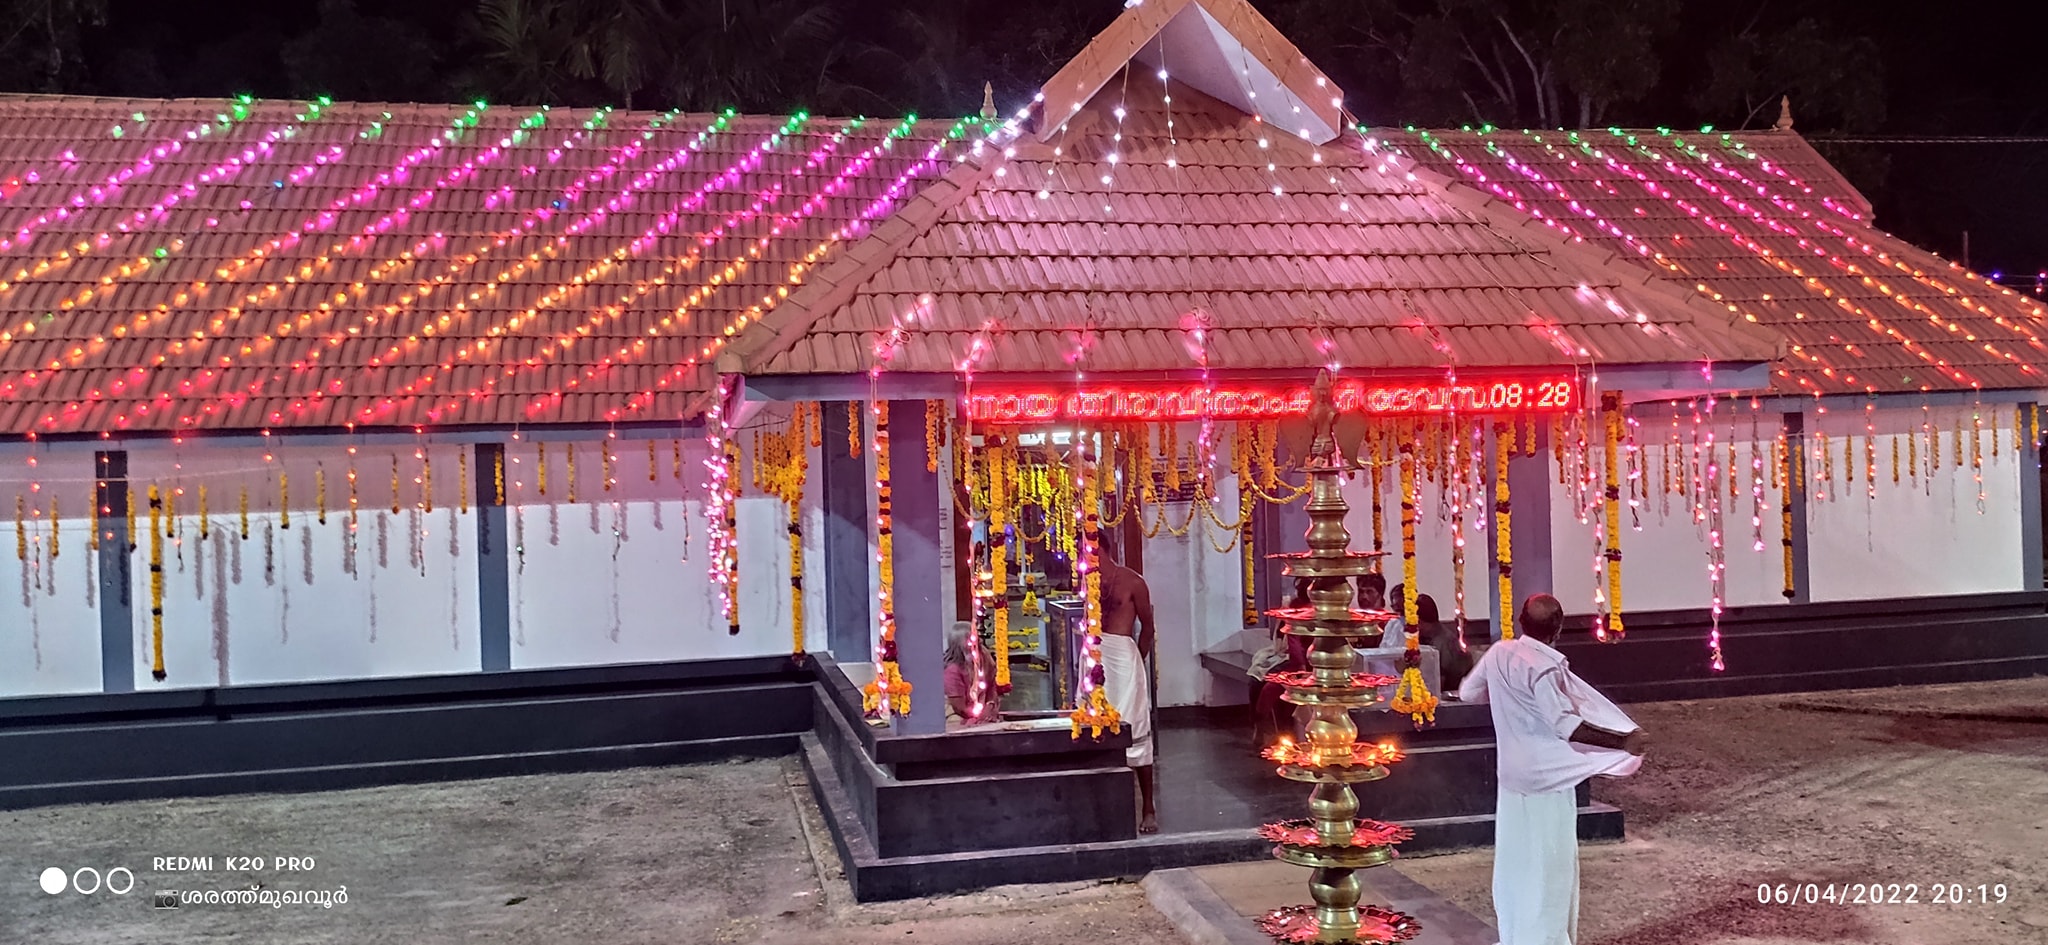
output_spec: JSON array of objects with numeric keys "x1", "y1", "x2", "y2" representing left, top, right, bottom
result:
[{"x1": 964, "y1": 375, "x2": 1584, "y2": 425}]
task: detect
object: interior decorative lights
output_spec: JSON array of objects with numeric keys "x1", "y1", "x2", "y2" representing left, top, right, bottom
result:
[{"x1": 967, "y1": 375, "x2": 1582, "y2": 425}]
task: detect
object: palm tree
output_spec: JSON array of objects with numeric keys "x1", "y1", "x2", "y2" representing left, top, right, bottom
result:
[{"x1": 472, "y1": 0, "x2": 591, "y2": 104}]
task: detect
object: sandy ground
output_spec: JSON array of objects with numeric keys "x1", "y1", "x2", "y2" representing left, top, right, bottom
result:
[
  {"x1": 1399, "y1": 676, "x2": 2048, "y2": 945},
  {"x1": 0, "y1": 757, "x2": 1183, "y2": 945}
]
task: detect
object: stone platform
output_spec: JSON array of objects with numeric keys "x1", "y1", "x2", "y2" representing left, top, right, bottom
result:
[{"x1": 1144, "y1": 860, "x2": 1499, "y2": 945}]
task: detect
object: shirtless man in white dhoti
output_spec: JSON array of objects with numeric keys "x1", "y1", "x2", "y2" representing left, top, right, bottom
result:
[
  {"x1": 1457, "y1": 594, "x2": 1647, "y2": 945},
  {"x1": 1098, "y1": 555, "x2": 1158, "y2": 834}
]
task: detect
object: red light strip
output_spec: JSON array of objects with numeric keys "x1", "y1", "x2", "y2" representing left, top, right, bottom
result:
[
  {"x1": 408, "y1": 119, "x2": 859, "y2": 421},
  {"x1": 16, "y1": 107, "x2": 497, "y2": 426},
  {"x1": 963, "y1": 376, "x2": 1582, "y2": 424},
  {"x1": 167, "y1": 110, "x2": 738, "y2": 426}
]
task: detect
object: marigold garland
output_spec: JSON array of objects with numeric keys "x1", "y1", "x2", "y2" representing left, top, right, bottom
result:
[
  {"x1": 390, "y1": 456, "x2": 402, "y2": 515},
  {"x1": 989, "y1": 441, "x2": 1012, "y2": 687},
  {"x1": 1072, "y1": 442, "x2": 1123, "y2": 738},
  {"x1": 238, "y1": 485, "x2": 249, "y2": 541},
  {"x1": 600, "y1": 440, "x2": 613, "y2": 493},
  {"x1": 1780, "y1": 427, "x2": 1796, "y2": 600},
  {"x1": 1369, "y1": 425, "x2": 1386, "y2": 567},
  {"x1": 1602, "y1": 398, "x2": 1625, "y2": 639},
  {"x1": 672, "y1": 439, "x2": 683, "y2": 481},
  {"x1": 566, "y1": 443, "x2": 578, "y2": 504},
  {"x1": 537, "y1": 442, "x2": 548, "y2": 496},
  {"x1": 1389, "y1": 428, "x2": 1436, "y2": 726},
  {"x1": 198, "y1": 486, "x2": 209, "y2": 540},
  {"x1": 1384, "y1": 430, "x2": 1433, "y2": 725},
  {"x1": 166, "y1": 487, "x2": 177, "y2": 537},
  {"x1": 459, "y1": 450, "x2": 470, "y2": 513},
  {"x1": 15, "y1": 495, "x2": 25, "y2": 561},
  {"x1": 925, "y1": 400, "x2": 942, "y2": 473},
  {"x1": 1493, "y1": 421, "x2": 1513, "y2": 636},
  {"x1": 1892, "y1": 435, "x2": 1900, "y2": 485},
  {"x1": 847, "y1": 400, "x2": 862, "y2": 458},
  {"x1": 148, "y1": 485, "x2": 165, "y2": 681},
  {"x1": 87, "y1": 487, "x2": 98, "y2": 552},
  {"x1": 861, "y1": 402, "x2": 912, "y2": 718}
]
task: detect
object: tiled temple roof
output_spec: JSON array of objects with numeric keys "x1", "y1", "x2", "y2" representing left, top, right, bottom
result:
[
  {"x1": 1379, "y1": 126, "x2": 2048, "y2": 395},
  {"x1": 0, "y1": 95, "x2": 979, "y2": 433}
]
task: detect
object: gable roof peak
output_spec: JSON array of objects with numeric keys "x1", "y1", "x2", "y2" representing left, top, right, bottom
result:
[{"x1": 1034, "y1": 0, "x2": 1344, "y2": 145}]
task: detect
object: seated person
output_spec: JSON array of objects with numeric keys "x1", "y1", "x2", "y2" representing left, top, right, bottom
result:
[
  {"x1": 942, "y1": 621, "x2": 1001, "y2": 725},
  {"x1": 1252, "y1": 579, "x2": 1313, "y2": 748},
  {"x1": 1354, "y1": 572, "x2": 1389, "y2": 647},
  {"x1": 1412, "y1": 594, "x2": 1475, "y2": 692}
]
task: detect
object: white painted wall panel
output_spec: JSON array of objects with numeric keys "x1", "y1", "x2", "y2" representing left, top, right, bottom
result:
[
  {"x1": 0, "y1": 449, "x2": 105, "y2": 696},
  {"x1": 124, "y1": 445, "x2": 480, "y2": 691},
  {"x1": 1806, "y1": 407, "x2": 2025, "y2": 602}
]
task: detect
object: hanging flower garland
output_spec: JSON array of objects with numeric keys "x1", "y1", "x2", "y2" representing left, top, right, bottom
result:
[
  {"x1": 1369, "y1": 425, "x2": 1386, "y2": 567},
  {"x1": 1071, "y1": 438, "x2": 1122, "y2": 739},
  {"x1": 847, "y1": 400, "x2": 862, "y2": 458},
  {"x1": 861, "y1": 401, "x2": 911, "y2": 718},
  {"x1": 988, "y1": 439, "x2": 1012, "y2": 688},
  {"x1": 1389, "y1": 428, "x2": 1437, "y2": 726},
  {"x1": 1780, "y1": 424, "x2": 1797, "y2": 600},
  {"x1": 704, "y1": 379, "x2": 740, "y2": 635},
  {"x1": 148, "y1": 484, "x2": 166, "y2": 681},
  {"x1": 1602, "y1": 396, "x2": 1625, "y2": 640},
  {"x1": 1493, "y1": 420, "x2": 1513, "y2": 639}
]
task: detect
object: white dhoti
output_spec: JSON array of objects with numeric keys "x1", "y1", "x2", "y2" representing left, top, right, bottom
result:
[
  {"x1": 1491, "y1": 786, "x2": 1580, "y2": 945},
  {"x1": 1099, "y1": 634, "x2": 1153, "y2": 767}
]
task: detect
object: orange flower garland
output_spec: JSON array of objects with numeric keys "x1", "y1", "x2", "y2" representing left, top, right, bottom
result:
[
  {"x1": 861, "y1": 402, "x2": 911, "y2": 718},
  {"x1": 1493, "y1": 420, "x2": 1513, "y2": 638},
  {"x1": 1602, "y1": 397, "x2": 1625, "y2": 639},
  {"x1": 989, "y1": 441, "x2": 1011, "y2": 687},
  {"x1": 148, "y1": 485, "x2": 165, "y2": 681},
  {"x1": 1389, "y1": 428, "x2": 1436, "y2": 726},
  {"x1": 1071, "y1": 440, "x2": 1122, "y2": 738}
]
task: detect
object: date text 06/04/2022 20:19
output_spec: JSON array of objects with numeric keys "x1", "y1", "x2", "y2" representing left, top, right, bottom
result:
[{"x1": 1756, "y1": 883, "x2": 2011, "y2": 906}]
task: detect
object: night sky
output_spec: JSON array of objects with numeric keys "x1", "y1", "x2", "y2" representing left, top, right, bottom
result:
[{"x1": 31, "y1": 0, "x2": 2048, "y2": 281}]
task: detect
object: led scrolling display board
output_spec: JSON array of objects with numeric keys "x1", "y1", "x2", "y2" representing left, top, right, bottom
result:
[{"x1": 964, "y1": 374, "x2": 1582, "y2": 425}]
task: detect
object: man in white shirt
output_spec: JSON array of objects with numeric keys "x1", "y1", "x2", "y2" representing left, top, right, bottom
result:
[{"x1": 1457, "y1": 594, "x2": 1647, "y2": 945}]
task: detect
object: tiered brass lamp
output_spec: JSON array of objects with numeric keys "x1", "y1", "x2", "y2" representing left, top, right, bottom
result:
[{"x1": 1255, "y1": 372, "x2": 1420, "y2": 945}]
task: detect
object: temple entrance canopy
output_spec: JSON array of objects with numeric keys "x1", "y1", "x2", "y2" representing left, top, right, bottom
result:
[{"x1": 718, "y1": 0, "x2": 1783, "y2": 739}]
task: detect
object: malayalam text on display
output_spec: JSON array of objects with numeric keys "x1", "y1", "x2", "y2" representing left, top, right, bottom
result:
[{"x1": 963, "y1": 376, "x2": 1581, "y2": 424}]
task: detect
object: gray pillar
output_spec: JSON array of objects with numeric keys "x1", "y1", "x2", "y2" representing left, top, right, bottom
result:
[
  {"x1": 890, "y1": 399, "x2": 946, "y2": 735},
  {"x1": 475, "y1": 443, "x2": 511, "y2": 672},
  {"x1": 1784, "y1": 412, "x2": 1812, "y2": 604},
  {"x1": 95, "y1": 451, "x2": 134, "y2": 693},
  {"x1": 821, "y1": 402, "x2": 874, "y2": 662},
  {"x1": 1507, "y1": 420, "x2": 1554, "y2": 625},
  {"x1": 2020, "y1": 403, "x2": 2043, "y2": 590}
]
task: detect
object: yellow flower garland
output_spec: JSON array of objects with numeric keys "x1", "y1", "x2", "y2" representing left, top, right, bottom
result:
[
  {"x1": 1603, "y1": 398, "x2": 1625, "y2": 638},
  {"x1": 15, "y1": 495, "x2": 24, "y2": 561},
  {"x1": 48, "y1": 498, "x2": 57, "y2": 560},
  {"x1": 1780, "y1": 429, "x2": 1796, "y2": 600},
  {"x1": 1494, "y1": 421, "x2": 1512, "y2": 636},
  {"x1": 1390, "y1": 425, "x2": 1436, "y2": 725},
  {"x1": 537, "y1": 442, "x2": 548, "y2": 496},
  {"x1": 317, "y1": 468, "x2": 328, "y2": 524},
  {"x1": 198, "y1": 486, "x2": 209, "y2": 540},
  {"x1": 87, "y1": 486, "x2": 98, "y2": 552},
  {"x1": 925, "y1": 400, "x2": 942, "y2": 474},
  {"x1": 238, "y1": 485, "x2": 249, "y2": 540},
  {"x1": 494, "y1": 451, "x2": 505, "y2": 505},
  {"x1": 566, "y1": 442, "x2": 578, "y2": 503},
  {"x1": 1369, "y1": 424, "x2": 1386, "y2": 566},
  {"x1": 148, "y1": 485, "x2": 165, "y2": 681},
  {"x1": 1072, "y1": 444, "x2": 1123, "y2": 738},
  {"x1": 989, "y1": 441, "x2": 1011, "y2": 686},
  {"x1": 599, "y1": 441, "x2": 612, "y2": 493},
  {"x1": 861, "y1": 402, "x2": 912, "y2": 717},
  {"x1": 847, "y1": 400, "x2": 861, "y2": 458},
  {"x1": 459, "y1": 450, "x2": 470, "y2": 513}
]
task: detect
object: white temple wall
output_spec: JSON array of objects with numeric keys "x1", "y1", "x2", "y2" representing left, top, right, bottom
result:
[
  {"x1": 1805, "y1": 405, "x2": 2027, "y2": 602},
  {"x1": 121, "y1": 445, "x2": 481, "y2": 691},
  {"x1": 0, "y1": 448, "x2": 106, "y2": 696},
  {"x1": 1547, "y1": 437, "x2": 1789, "y2": 615},
  {"x1": 1339, "y1": 465, "x2": 1496, "y2": 624},
  {"x1": 1144, "y1": 478, "x2": 1250, "y2": 708}
]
